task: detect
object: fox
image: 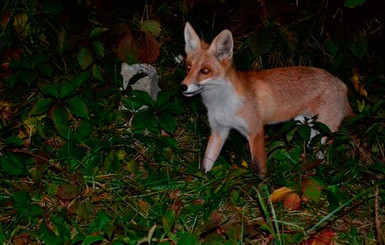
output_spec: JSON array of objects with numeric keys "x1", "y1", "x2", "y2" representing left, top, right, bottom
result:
[{"x1": 180, "y1": 22, "x2": 352, "y2": 176}]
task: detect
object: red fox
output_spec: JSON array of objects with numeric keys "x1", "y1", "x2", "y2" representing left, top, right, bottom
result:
[{"x1": 180, "y1": 23, "x2": 352, "y2": 176}]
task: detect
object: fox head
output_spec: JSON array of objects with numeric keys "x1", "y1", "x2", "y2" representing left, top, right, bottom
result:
[{"x1": 180, "y1": 23, "x2": 234, "y2": 97}]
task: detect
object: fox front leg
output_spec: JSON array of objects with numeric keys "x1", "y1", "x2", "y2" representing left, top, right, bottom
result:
[{"x1": 202, "y1": 128, "x2": 230, "y2": 172}]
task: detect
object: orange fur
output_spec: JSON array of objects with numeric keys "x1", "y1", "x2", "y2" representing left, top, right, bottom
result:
[{"x1": 180, "y1": 23, "x2": 352, "y2": 176}]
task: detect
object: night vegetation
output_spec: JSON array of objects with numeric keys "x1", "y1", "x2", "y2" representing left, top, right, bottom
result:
[{"x1": 0, "y1": 0, "x2": 384, "y2": 244}]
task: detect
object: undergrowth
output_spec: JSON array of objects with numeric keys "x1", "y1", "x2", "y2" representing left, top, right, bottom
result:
[{"x1": 0, "y1": 0, "x2": 384, "y2": 244}]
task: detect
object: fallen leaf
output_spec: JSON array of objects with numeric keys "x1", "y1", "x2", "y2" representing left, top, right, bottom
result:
[
  {"x1": 270, "y1": 187, "x2": 294, "y2": 202},
  {"x1": 301, "y1": 177, "x2": 323, "y2": 202},
  {"x1": 56, "y1": 184, "x2": 81, "y2": 200},
  {"x1": 12, "y1": 234, "x2": 29, "y2": 245},
  {"x1": 283, "y1": 193, "x2": 301, "y2": 210},
  {"x1": 170, "y1": 199, "x2": 182, "y2": 212},
  {"x1": 303, "y1": 230, "x2": 335, "y2": 245}
]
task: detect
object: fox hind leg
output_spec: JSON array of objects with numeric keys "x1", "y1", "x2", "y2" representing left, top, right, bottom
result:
[{"x1": 247, "y1": 130, "x2": 267, "y2": 176}]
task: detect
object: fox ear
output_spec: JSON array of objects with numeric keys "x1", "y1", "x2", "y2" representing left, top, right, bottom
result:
[
  {"x1": 209, "y1": 29, "x2": 233, "y2": 61},
  {"x1": 184, "y1": 22, "x2": 201, "y2": 53}
]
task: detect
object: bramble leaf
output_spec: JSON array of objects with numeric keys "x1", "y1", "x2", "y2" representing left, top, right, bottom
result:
[
  {"x1": 67, "y1": 96, "x2": 89, "y2": 118},
  {"x1": 30, "y1": 98, "x2": 55, "y2": 115}
]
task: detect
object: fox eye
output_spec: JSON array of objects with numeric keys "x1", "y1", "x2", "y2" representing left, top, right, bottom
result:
[
  {"x1": 200, "y1": 67, "x2": 210, "y2": 75},
  {"x1": 186, "y1": 64, "x2": 192, "y2": 72}
]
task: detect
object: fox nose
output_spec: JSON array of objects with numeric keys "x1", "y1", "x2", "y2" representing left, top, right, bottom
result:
[{"x1": 180, "y1": 84, "x2": 188, "y2": 92}]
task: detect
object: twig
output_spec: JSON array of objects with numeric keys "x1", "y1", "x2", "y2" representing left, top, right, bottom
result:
[
  {"x1": 375, "y1": 185, "x2": 385, "y2": 244},
  {"x1": 7, "y1": 148, "x2": 50, "y2": 163}
]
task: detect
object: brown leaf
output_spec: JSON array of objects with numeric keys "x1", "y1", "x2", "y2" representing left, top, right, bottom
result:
[
  {"x1": 0, "y1": 101, "x2": 12, "y2": 120},
  {"x1": 91, "y1": 192, "x2": 109, "y2": 202},
  {"x1": 1, "y1": 48, "x2": 22, "y2": 79},
  {"x1": 169, "y1": 189, "x2": 181, "y2": 199},
  {"x1": 170, "y1": 199, "x2": 182, "y2": 212},
  {"x1": 1, "y1": 11, "x2": 10, "y2": 28},
  {"x1": 138, "y1": 32, "x2": 160, "y2": 64},
  {"x1": 270, "y1": 187, "x2": 294, "y2": 202},
  {"x1": 210, "y1": 210, "x2": 223, "y2": 225},
  {"x1": 283, "y1": 193, "x2": 301, "y2": 210},
  {"x1": 115, "y1": 31, "x2": 140, "y2": 63},
  {"x1": 137, "y1": 199, "x2": 149, "y2": 215},
  {"x1": 303, "y1": 230, "x2": 335, "y2": 245},
  {"x1": 192, "y1": 198, "x2": 204, "y2": 205},
  {"x1": 56, "y1": 184, "x2": 81, "y2": 200},
  {"x1": 12, "y1": 234, "x2": 29, "y2": 245}
]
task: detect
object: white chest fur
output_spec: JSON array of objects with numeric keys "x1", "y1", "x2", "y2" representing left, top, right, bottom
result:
[{"x1": 201, "y1": 79, "x2": 249, "y2": 136}]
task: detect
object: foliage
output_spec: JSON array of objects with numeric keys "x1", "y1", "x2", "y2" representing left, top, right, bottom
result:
[{"x1": 1, "y1": 0, "x2": 385, "y2": 244}]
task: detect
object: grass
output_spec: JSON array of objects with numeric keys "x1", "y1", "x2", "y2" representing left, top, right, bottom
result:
[{"x1": 1, "y1": 0, "x2": 385, "y2": 244}]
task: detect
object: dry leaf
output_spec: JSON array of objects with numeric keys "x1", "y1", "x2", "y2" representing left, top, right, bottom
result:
[
  {"x1": 138, "y1": 32, "x2": 160, "y2": 63},
  {"x1": 12, "y1": 234, "x2": 29, "y2": 245},
  {"x1": 303, "y1": 230, "x2": 335, "y2": 245},
  {"x1": 270, "y1": 187, "x2": 294, "y2": 202},
  {"x1": 56, "y1": 184, "x2": 81, "y2": 200},
  {"x1": 283, "y1": 193, "x2": 301, "y2": 210}
]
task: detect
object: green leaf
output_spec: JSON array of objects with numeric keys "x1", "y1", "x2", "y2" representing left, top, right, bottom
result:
[
  {"x1": 30, "y1": 98, "x2": 55, "y2": 115},
  {"x1": 38, "y1": 63, "x2": 53, "y2": 77},
  {"x1": 158, "y1": 112, "x2": 177, "y2": 133},
  {"x1": 13, "y1": 191, "x2": 31, "y2": 215},
  {"x1": 59, "y1": 82, "x2": 75, "y2": 99},
  {"x1": 92, "y1": 64, "x2": 104, "y2": 82},
  {"x1": 162, "y1": 210, "x2": 175, "y2": 234},
  {"x1": 90, "y1": 211, "x2": 110, "y2": 232},
  {"x1": 140, "y1": 20, "x2": 162, "y2": 37},
  {"x1": 302, "y1": 178, "x2": 322, "y2": 202},
  {"x1": 160, "y1": 101, "x2": 184, "y2": 115},
  {"x1": 0, "y1": 223, "x2": 4, "y2": 245},
  {"x1": 9, "y1": 59, "x2": 29, "y2": 70},
  {"x1": 6, "y1": 135, "x2": 24, "y2": 146},
  {"x1": 40, "y1": 222, "x2": 58, "y2": 245},
  {"x1": 83, "y1": 235, "x2": 104, "y2": 245},
  {"x1": 40, "y1": 84, "x2": 60, "y2": 98},
  {"x1": 52, "y1": 105, "x2": 69, "y2": 127},
  {"x1": 73, "y1": 71, "x2": 90, "y2": 87},
  {"x1": 157, "y1": 91, "x2": 171, "y2": 107},
  {"x1": 90, "y1": 27, "x2": 108, "y2": 39},
  {"x1": 58, "y1": 142, "x2": 84, "y2": 160},
  {"x1": 313, "y1": 121, "x2": 331, "y2": 135},
  {"x1": 74, "y1": 199, "x2": 93, "y2": 220},
  {"x1": 20, "y1": 70, "x2": 38, "y2": 86},
  {"x1": 2, "y1": 153, "x2": 24, "y2": 176},
  {"x1": 122, "y1": 97, "x2": 143, "y2": 111},
  {"x1": 132, "y1": 90, "x2": 155, "y2": 107},
  {"x1": 369, "y1": 162, "x2": 385, "y2": 174},
  {"x1": 74, "y1": 120, "x2": 92, "y2": 141},
  {"x1": 92, "y1": 41, "x2": 105, "y2": 57},
  {"x1": 351, "y1": 36, "x2": 367, "y2": 60},
  {"x1": 280, "y1": 120, "x2": 298, "y2": 133},
  {"x1": 67, "y1": 96, "x2": 89, "y2": 118},
  {"x1": 178, "y1": 232, "x2": 200, "y2": 245},
  {"x1": 298, "y1": 125, "x2": 311, "y2": 141},
  {"x1": 344, "y1": 0, "x2": 365, "y2": 8},
  {"x1": 51, "y1": 215, "x2": 71, "y2": 243},
  {"x1": 42, "y1": 1, "x2": 63, "y2": 15},
  {"x1": 31, "y1": 54, "x2": 50, "y2": 67},
  {"x1": 77, "y1": 47, "x2": 93, "y2": 70},
  {"x1": 325, "y1": 39, "x2": 338, "y2": 56},
  {"x1": 133, "y1": 109, "x2": 157, "y2": 131},
  {"x1": 40, "y1": 82, "x2": 75, "y2": 99}
]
